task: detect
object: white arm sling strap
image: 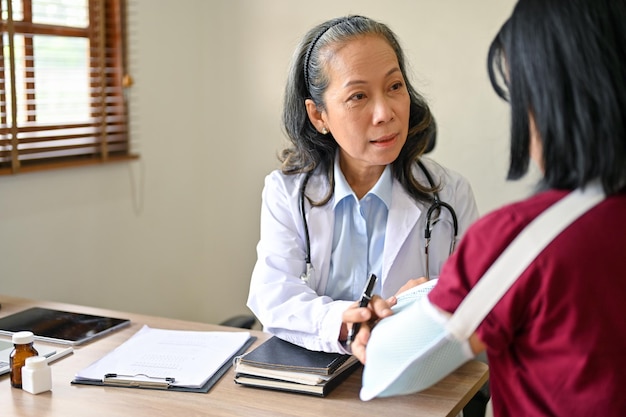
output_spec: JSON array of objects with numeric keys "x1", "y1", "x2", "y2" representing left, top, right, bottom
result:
[
  {"x1": 360, "y1": 182, "x2": 606, "y2": 401},
  {"x1": 446, "y1": 181, "x2": 605, "y2": 339}
]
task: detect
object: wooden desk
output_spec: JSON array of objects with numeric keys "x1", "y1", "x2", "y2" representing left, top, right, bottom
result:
[{"x1": 0, "y1": 295, "x2": 488, "y2": 417}]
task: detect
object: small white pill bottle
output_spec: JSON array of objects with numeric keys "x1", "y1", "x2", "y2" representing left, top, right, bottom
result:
[{"x1": 21, "y1": 356, "x2": 52, "y2": 394}]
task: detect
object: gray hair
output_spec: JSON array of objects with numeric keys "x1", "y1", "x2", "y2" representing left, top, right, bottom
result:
[{"x1": 281, "y1": 15, "x2": 437, "y2": 206}]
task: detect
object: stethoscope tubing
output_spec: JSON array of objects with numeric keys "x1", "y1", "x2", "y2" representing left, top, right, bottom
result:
[{"x1": 299, "y1": 159, "x2": 459, "y2": 282}]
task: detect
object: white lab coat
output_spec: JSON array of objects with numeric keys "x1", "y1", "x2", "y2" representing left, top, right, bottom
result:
[{"x1": 247, "y1": 157, "x2": 479, "y2": 353}]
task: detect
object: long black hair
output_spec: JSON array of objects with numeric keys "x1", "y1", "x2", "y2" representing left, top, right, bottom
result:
[
  {"x1": 281, "y1": 15, "x2": 436, "y2": 206},
  {"x1": 488, "y1": 0, "x2": 626, "y2": 194}
]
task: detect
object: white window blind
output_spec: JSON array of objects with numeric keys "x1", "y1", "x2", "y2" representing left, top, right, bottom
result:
[{"x1": 0, "y1": 0, "x2": 135, "y2": 175}]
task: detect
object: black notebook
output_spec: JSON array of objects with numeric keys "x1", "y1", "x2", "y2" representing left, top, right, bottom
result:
[
  {"x1": 237, "y1": 336, "x2": 351, "y2": 375},
  {"x1": 234, "y1": 336, "x2": 360, "y2": 397}
]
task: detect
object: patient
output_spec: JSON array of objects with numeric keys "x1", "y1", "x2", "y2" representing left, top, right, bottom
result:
[{"x1": 346, "y1": 0, "x2": 626, "y2": 415}]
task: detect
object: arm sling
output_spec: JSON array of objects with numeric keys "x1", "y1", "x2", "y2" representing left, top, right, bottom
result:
[{"x1": 361, "y1": 182, "x2": 606, "y2": 400}]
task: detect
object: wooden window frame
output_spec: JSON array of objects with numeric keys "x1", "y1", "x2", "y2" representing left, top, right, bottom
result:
[{"x1": 0, "y1": 0, "x2": 136, "y2": 176}]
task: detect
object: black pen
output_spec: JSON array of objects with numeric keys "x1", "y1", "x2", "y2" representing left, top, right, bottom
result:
[{"x1": 346, "y1": 273, "x2": 377, "y2": 346}]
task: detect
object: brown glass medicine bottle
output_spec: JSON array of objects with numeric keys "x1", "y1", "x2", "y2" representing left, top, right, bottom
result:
[{"x1": 10, "y1": 331, "x2": 39, "y2": 388}]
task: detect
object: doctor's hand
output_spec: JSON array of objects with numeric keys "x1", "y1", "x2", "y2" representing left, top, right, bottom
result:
[
  {"x1": 342, "y1": 295, "x2": 394, "y2": 364},
  {"x1": 340, "y1": 292, "x2": 398, "y2": 342}
]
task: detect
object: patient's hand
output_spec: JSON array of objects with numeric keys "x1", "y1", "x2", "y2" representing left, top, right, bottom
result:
[{"x1": 395, "y1": 277, "x2": 429, "y2": 296}]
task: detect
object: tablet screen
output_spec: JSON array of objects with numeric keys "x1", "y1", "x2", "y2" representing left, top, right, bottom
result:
[{"x1": 0, "y1": 307, "x2": 130, "y2": 345}]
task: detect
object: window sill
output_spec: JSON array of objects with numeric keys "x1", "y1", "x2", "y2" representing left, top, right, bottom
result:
[{"x1": 0, "y1": 154, "x2": 140, "y2": 176}]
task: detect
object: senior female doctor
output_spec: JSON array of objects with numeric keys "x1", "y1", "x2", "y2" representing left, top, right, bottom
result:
[{"x1": 247, "y1": 15, "x2": 479, "y2": 354}]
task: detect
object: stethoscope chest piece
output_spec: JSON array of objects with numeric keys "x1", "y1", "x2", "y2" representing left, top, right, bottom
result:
[{"x1": 300, "y1": 262, "x2": 314, "y2": 283}]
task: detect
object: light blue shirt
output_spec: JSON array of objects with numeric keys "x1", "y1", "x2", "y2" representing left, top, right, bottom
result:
[{"x1": 325, "y1": 159, "x2": 392, "y2": 301}]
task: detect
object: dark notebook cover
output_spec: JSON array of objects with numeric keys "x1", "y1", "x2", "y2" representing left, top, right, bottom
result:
[
  {"x1": 238, "y1": 336, "x2": 351, "y2": 375},
  {"x1": 234, "y1": 358, "x2": 361, "y2": 397}
]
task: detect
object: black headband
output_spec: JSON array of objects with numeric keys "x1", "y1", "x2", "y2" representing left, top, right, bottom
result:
[{"x1": 303, "y1": 17, "x2": 356, "y2": 94}]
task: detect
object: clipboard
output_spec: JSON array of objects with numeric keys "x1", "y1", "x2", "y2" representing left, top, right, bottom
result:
[{"x1": 71, "y1": 326, "x2": 256, "y2": 393}]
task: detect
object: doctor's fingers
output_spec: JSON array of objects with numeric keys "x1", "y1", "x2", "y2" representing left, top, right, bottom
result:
[
  {"x1": 368, "y1": 295, "x2": 394, "y2": 319},
  {"x1": 350, "y1": 322, "x2": 371, "y2": 364},
  {"x1": 342, "y1": 296, "x2": 393, "y2": 328},
  {"x1": 342, "y1": 304, "x2": 372, "y2": 326},
  {"x1": 385, "y1": 295, "x2": 398, "y2": 307}
]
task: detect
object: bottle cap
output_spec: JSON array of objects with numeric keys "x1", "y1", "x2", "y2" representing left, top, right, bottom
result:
[
  {"x1": 12, "y1": 331, "x2": 35, "y2": 344},
  {"x1": 24, "y1": 356, "x2": 48, "y2": 369}
]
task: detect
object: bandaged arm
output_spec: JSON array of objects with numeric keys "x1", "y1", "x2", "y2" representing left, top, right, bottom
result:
[{"x1": 360, "y1": 296, "x2": 476, "y2": 400}]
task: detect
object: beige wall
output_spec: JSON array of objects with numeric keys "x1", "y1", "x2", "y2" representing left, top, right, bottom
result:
[{"x1": 0, "y1": 0, "x2": 537, "y2": 324}]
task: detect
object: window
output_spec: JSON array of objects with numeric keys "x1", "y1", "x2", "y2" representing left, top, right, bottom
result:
[{"x1": 0, "y1": 0, "x2": 135, "y2": 175}]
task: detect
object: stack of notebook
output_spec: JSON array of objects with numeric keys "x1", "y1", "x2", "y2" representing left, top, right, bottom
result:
[{"x1": 234, "y1": 336, "x2": 360, "y2": 397}]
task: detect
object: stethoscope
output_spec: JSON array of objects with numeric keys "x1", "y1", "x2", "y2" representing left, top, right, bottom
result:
[{"x1": 299, "y1": 160, "x2": 459, "y2": 283}]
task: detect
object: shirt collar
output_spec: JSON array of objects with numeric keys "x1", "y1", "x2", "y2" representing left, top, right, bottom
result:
[{"x1": 333, "y1": 155, "x2": 393, "y2": 209}]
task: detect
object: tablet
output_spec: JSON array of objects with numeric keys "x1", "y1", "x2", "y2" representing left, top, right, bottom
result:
[{"x1": 0, "y1": 307, "x2": 130, "y2": 346}]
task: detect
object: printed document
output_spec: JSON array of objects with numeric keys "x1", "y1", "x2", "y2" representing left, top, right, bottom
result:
[{"x1": 75, "y1": 325, "x2": 251, "y2": 388}]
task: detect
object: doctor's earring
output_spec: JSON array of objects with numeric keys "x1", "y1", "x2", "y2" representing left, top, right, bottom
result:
[{"x1": 321, "y1": 127, "x2": 328, "y2": 135}]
